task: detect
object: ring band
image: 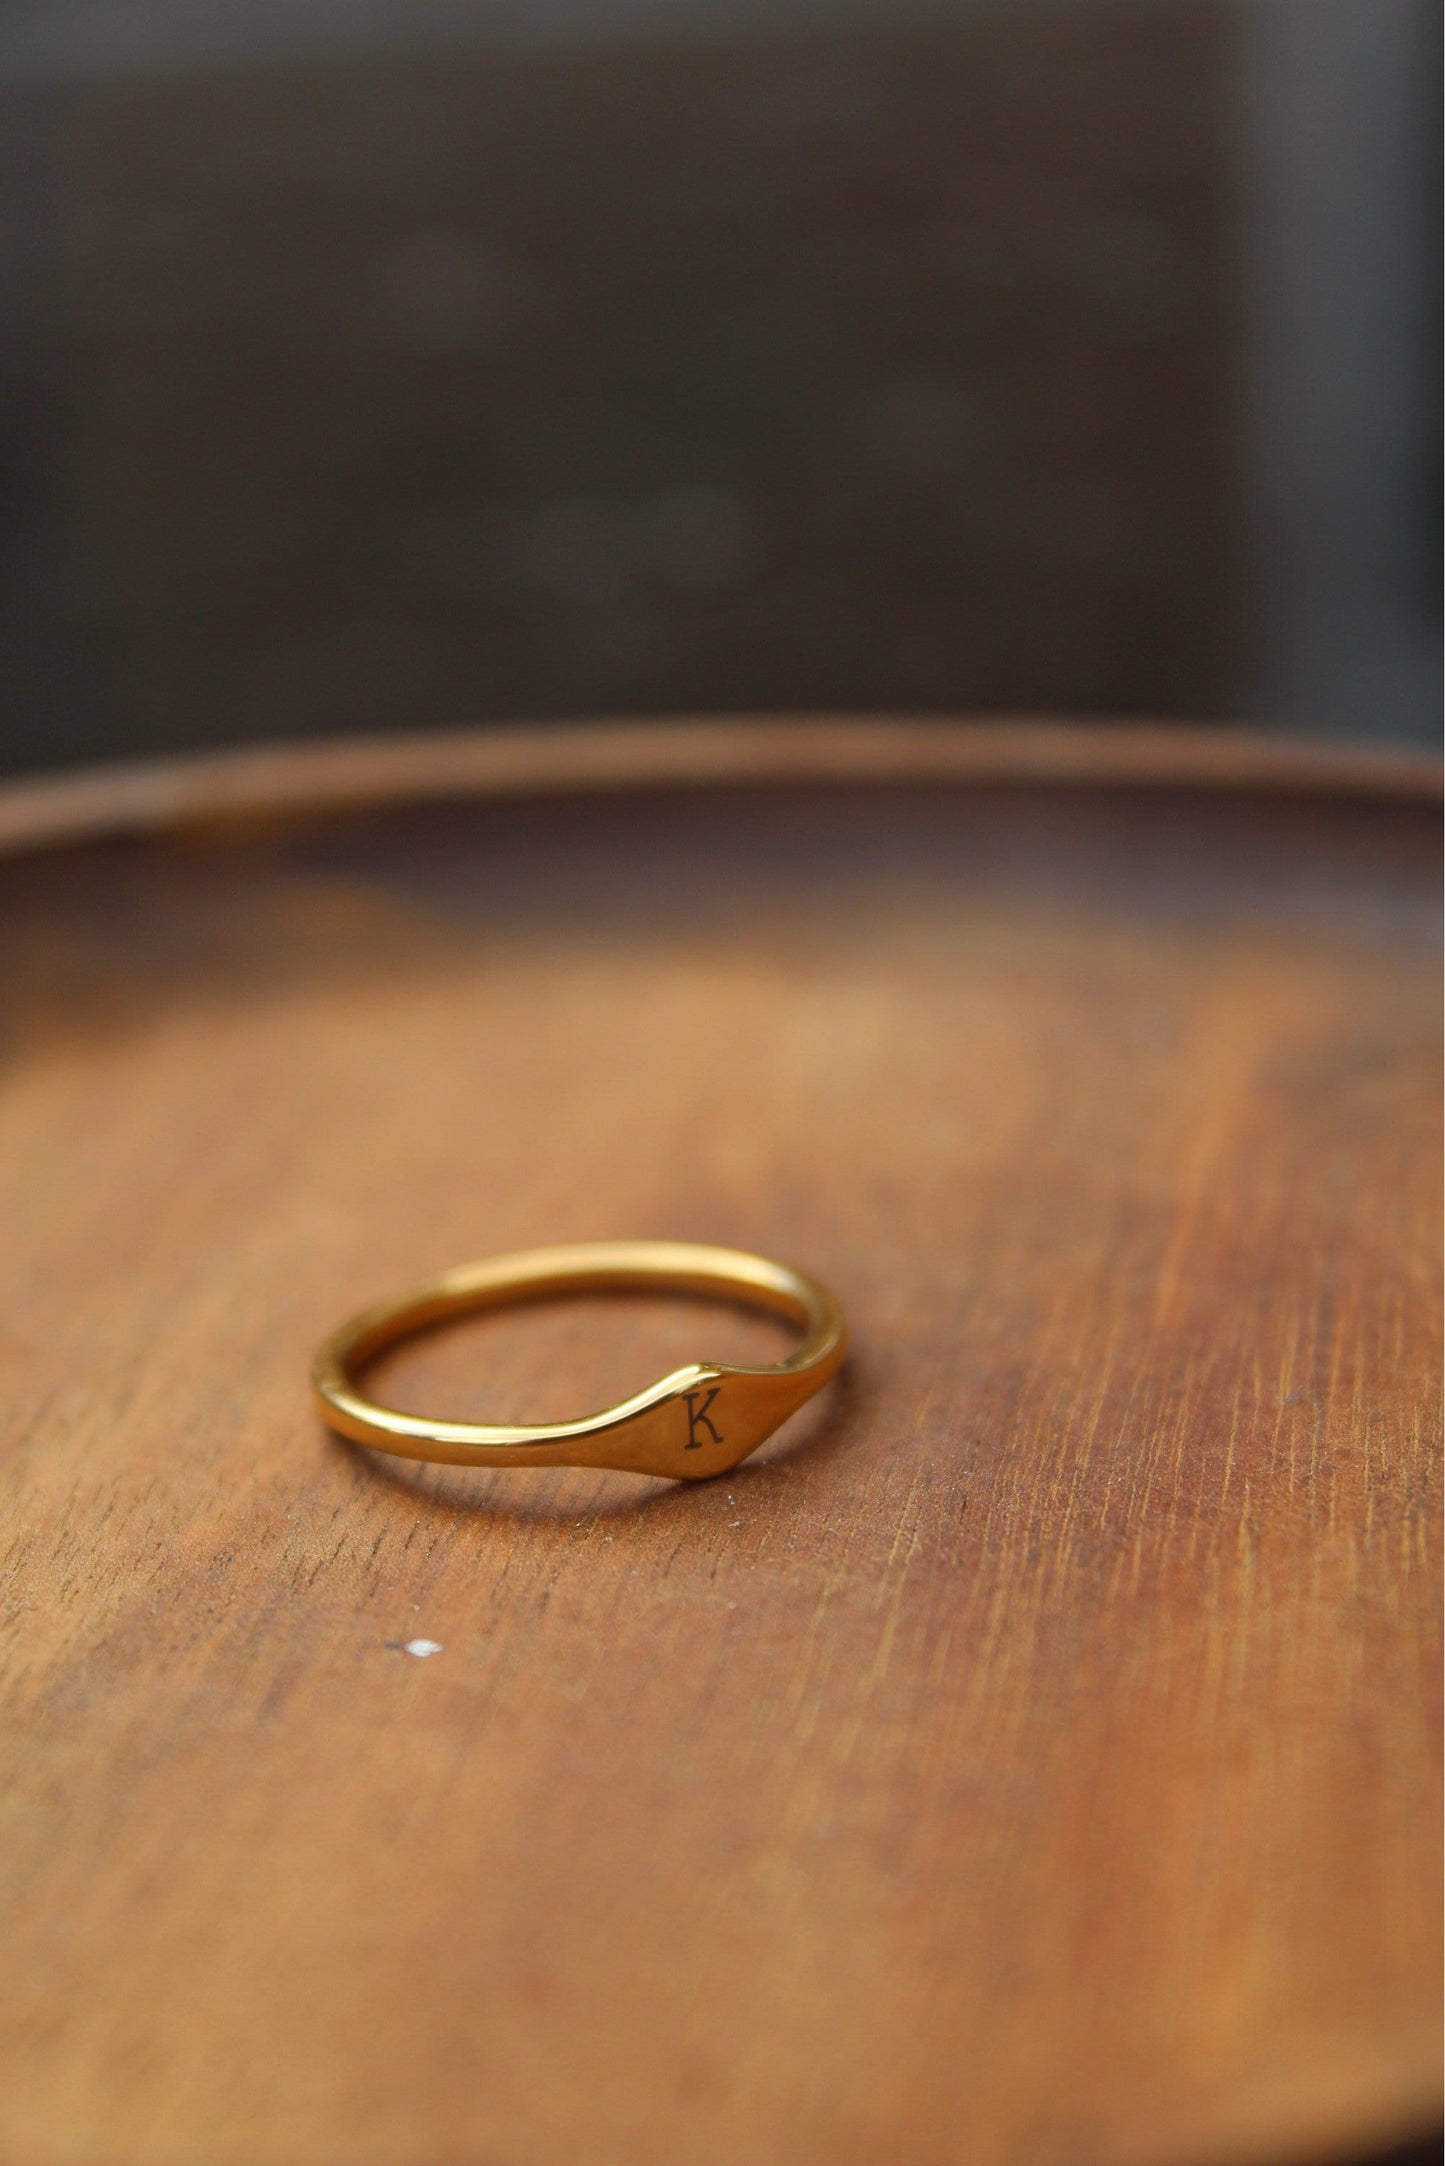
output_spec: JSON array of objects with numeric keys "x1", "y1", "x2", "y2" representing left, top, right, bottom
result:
[{"x1": 312, "y1": 1241, "x2": 849, "y2": 1479}]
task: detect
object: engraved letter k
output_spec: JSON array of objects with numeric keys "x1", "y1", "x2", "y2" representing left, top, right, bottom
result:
[{"x1": 683, "y1": 1387, "x2": 724, "y2": 1449}]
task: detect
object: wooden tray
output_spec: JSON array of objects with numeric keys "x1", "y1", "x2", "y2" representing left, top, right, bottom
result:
[{"x1": 1, "y1": 721, "x2": 1439, "y2": 2166}]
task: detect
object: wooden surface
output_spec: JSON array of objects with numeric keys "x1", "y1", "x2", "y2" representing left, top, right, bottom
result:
[{"x1": 0, "y1": 727, "x2": 1439, "y2": 2166}]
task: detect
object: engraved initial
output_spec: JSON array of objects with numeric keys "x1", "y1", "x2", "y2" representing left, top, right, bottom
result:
[{"x1": 683, "y1": 1387, "x2": 725, "y2": 1449}]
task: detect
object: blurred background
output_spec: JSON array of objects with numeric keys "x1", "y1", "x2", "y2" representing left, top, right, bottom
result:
[{"x1": 0, "y1": 0, "x2": 1438, "y2": 778}]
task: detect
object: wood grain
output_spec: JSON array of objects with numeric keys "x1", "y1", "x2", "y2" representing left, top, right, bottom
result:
[{"x1": 0, "y1": 729, "x2": 1438, "y2": 2166}]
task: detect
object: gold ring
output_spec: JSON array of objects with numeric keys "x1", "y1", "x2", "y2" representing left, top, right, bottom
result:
[{"x1": 312, "y1": 1240, "x2": 849, "y2": 1479}]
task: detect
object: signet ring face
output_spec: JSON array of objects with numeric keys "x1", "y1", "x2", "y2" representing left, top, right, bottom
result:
[{"x1": 312, "y1": 1242, "x2": 848, "y2": 1480}]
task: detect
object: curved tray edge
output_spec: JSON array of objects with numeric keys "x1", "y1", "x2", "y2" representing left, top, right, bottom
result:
[{"x1": 1, "y1": 716, "x2": 1439, "y2": 858}]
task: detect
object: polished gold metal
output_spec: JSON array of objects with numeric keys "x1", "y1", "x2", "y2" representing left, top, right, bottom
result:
[{"x1": 313, "y1": 1241, "x2": 848, "y2": 1479}]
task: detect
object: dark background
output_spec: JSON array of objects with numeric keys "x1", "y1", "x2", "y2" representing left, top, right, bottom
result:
[{"x1": 0, "y1": 0, "x2": 1438, "y2": 772}]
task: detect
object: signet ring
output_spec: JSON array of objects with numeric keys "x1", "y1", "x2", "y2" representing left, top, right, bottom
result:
[{"x1": 312, "y1": 1241, "x2": 849, "y2": 1480}]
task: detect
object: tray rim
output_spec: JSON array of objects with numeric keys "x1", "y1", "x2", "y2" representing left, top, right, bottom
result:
[{"x1": 1, "y1": 716, "x2": 1438, "y2": 860}]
